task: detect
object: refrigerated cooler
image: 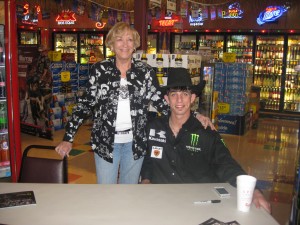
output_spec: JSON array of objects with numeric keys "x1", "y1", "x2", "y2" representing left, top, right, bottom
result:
[
  {"x1": 253, "y1": 35, "x2": 289, "y2": 113},
  {"x1": 54, "y1": 33, "x2": 78, "y2": 62},
  {"x1": 18, "y1": 30, "x2": 40, "y2": 45},
  {"x1": 0, "y1": 25, "x2": 9, "y2": 178},
  {"x1": 171, "y1": 33, "x2": 197, "y2": 53},
  {"x1": 79, "y1": 33, "x2": 104, "y2": 64},
  {"x1": 199, "y1": 34, "x2": 224, "y2": 61},
  {"x1": 53, "y1": 32, "x2": 107, "y2": 63},
  {"x1": 226, "y1": 35, "x2": 253, "y2": 63},
  {"x1": 198, "y1": 63, "x2": 218, "y2": 126},
  {"x1": 171, "y1": 33, "x2": 224, "y2": 61},
  {"x1": 0, "y1": 0, "x2": 22, "y2": 182},
  {"x1": 285, "y1": 35, "x2": 300, "y2": 112}
]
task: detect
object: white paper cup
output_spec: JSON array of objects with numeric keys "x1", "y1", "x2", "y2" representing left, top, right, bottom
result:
[{"x1": 237, "y1": 175, "x2": 257, "y2": 212}]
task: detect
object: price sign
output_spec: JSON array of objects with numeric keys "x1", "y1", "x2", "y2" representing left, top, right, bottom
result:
[
  {"x1": 223, "y1": 52, "x2": 236, "y2": 63},
  {"x1": 218, "y1": 102, "x2": 230, "y2": 114},
  {"x1": 60, "y1": 71, "x2": 70, "y2": 82}
]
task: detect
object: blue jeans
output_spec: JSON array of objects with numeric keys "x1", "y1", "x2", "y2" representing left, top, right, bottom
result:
[{"x1": 94, "y1": 142, "x2": 144, "y2": 184}]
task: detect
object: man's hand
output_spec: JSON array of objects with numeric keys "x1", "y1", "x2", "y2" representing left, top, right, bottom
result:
[
  {"x1": 252, "y1": 189, "x2": 271, "y2": 214},
  {"x1": 196, "y1": 113, "x2": 216, "y2": 130},
  {"x1": 140, "y1": 179, "x2": 151, "y2": 184},
  {"x1": 55, "y1": 141, "x2": 72, "y2": 158}
]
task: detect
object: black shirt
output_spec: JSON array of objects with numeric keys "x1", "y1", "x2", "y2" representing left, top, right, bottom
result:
[{"x1": 141, "y1": 114, "x2": 247, "y2": 186}]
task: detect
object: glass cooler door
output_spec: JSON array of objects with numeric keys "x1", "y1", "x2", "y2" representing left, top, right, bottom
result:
[
  {"x1": 79, "y1": 33, "x2": 104, "y2": 64},
  {"x1": 54, "y1": 33, "x2": 78, "y2": 62}
]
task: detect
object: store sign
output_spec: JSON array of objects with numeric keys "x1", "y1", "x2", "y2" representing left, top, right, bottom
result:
[
  {"x1": 257, "y1": 6, "x2": 288, "y2": 25},
  {"x1": 222, "y1": 3, "x2": 243, "y2": 18},
  {"x1": 158, "y1": 19, "x2": 178, "y2": 27},
  {"x1": 19, "y1": 3, "x2": 38, "y2": 25},
  {"x1": 189, "y1": 15, "x2": 204, "y2": 26},
  {"x1": 56, "y1": 10, "x2": 76, "y2": 25},
  {"x1": 95, "y1": 22, "x2": 106, "y2": 29}
]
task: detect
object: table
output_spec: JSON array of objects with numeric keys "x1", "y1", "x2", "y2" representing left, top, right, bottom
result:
[{"x1": 0, "y1": 183, "x2": 279, "y2": 225}]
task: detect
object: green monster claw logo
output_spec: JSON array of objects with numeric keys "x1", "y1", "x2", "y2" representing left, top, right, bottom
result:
[
  {"x1": 220, "y1": 138, "x2": 227, "y2": 147},
  {"x1": 191, "y1": 134, "x2": 199, "y2": 146}
]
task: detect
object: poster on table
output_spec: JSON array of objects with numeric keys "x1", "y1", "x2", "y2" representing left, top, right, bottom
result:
[{"x1": 18, "y1": 45, "x2": 53, "y2": 140}]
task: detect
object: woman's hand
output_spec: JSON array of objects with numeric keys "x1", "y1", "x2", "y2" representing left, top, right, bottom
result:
[
  {"x1": 196, "y1": 113, "x2": 216, "y2": 130},
  {"x1": 55, "y1": 141, "x2": 72, "y2": 158}
]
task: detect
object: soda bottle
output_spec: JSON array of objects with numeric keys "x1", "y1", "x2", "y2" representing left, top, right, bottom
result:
[
  {"x1": 0, "y1": 135, "x2": 9, "y2": 162},
  {"x1": 0, "y1": 41, "x2": 3, "y2": 63},
  {"x1": 0, "y1": 70, "x2": 6, "y2": 98}
]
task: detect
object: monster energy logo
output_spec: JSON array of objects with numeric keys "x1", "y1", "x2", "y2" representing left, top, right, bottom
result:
[{"x1": 191, "y1": 134, "x2": 199, "y2": 146}]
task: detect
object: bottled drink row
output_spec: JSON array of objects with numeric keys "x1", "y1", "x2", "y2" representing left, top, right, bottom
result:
[
  {"x1": 0, "y1": 102, "x2": 7, "y2": 133},
  {"x1": 199, "y1": 39, "x2": 223, "y2": 49},
  {"x1": 260, "y1": 87, "x2": 300, "y2": 112},
  {"x1": 255, "y1": 45, "x2": 284, "y2": 59},
  {"x1": 287, "y1": 45, "x2": 300, "y2": 60},
  {"x1": 254, "y1": 59, "x2": 283, "y2": 75},
  {"x1": 0, "y1": 134, "x2": 9, "y2": 163},
  {"x1": 254, "y1": 74, "x2": 281, "y2": 87}
]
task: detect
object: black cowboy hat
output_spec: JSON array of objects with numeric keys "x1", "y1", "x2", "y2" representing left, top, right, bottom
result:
[{"x1": 162, "y1": 67, "x2": 206, "y2": 96}]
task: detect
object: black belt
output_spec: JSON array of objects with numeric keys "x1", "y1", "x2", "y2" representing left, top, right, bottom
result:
[{"x1": 115, "y1": 129, "x2": 132, "y2": 134}]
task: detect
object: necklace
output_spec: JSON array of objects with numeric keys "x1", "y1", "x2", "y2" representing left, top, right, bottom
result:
[{"x1": 169, "y1": 120, "x2": 181, "y2": 137}]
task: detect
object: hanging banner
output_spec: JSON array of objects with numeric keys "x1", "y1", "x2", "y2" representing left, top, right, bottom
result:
[
  {"x1": 202, "y1": 6, "x2": 209, "y2": 20},
  {"x1": 72, "y1": 0, "x2": 85, "y2": 16},
  {"x1": 180, "y1": 0, "x2": 188, "y2": 18},
  {"x1": 166, "y1": 0, "x2": 176, "y2": 17},
  {"x1": 210, "y1": 6, "x2": 217, "y2": 20},
  {"x1": 149, "y1": 0, "x2": 161, "y2": 8},
  {"x1": 108, "y1": 9, "x2": 117, "y2": 26},
  {"x1": 89, "y1": 3, "x2": 103, "y2": 22}
]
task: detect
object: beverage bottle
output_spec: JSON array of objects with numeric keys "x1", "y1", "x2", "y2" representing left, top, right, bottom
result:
[
  {"x1": 156, "y1": 53, "x2": 163, "y2": 68},
  {"x1": 141, "y1": 53, "x2": 147, "y2": 64},
  {"x1": 0, "y1": 41, "x2": 3, "y2": 63},
  {"x1": 0, "y1": 135, "x2": 9, "y2": 162},
  {"x1": 175, "y1": 54, "x2": 183, "y2": 68},
  {"x1": 156, "y1": 67, "x2": 164, "y2": 86},
  {"x1": 0, "y1": 103, "x2": 7, "y2": 132},
  {"x1": 0, "y1": 70, "x2": 6, "y2": 98}
]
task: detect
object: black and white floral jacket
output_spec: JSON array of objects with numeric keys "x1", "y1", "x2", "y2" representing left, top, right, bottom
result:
[{"x1": 63, "y1": 57, "x2": 169, "y2": 163}]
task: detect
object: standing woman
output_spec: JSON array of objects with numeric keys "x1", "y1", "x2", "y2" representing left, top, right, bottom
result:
[{"x1": 55, "y1": 22, "x2": 213, "y2": 184}]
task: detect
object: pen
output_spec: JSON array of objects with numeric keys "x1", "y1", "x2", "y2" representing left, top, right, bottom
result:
[{"x1": 193, "y1": 200, "x2": 221, "y2": 204}]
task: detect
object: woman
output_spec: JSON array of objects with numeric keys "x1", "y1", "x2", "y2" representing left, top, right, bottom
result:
[{"x1": 56, "y1": 22, "x2": 213, "y2": 184}]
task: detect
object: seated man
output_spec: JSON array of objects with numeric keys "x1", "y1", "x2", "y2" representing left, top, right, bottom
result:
[{"x1": 140, "y1": 67, "x2": 271, "y2": 214}]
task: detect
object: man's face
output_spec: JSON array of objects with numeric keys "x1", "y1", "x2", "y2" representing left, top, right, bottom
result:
[{"x1": 164, "y1": 89, "x2": 196, "y2": 117}]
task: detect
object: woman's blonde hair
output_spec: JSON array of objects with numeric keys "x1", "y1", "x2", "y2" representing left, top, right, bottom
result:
[{"x1": 105, "y1": 22, "x2": 140, "y2": 50}]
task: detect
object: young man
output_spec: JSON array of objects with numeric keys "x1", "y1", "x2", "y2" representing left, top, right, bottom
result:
[{"x1": 140, "y1": 67, "x2": 271, "y2": 214}]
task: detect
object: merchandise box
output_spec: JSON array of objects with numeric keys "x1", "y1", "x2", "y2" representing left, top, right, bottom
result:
[
  {"x1": 65, "y1": 62, "x2": 78, "y2": 73},
  {"x1": 217, "y1": 112, "x2": 251, "y2": 135},
  {"x1": 170, "y1": 54, "x2": 201, "y2": 69},
  {"x1": 61, "y1": 53, "x2": 75, "y2": 62},
  {"x1": 48, "y1": 51, "x2": 62, "y2": 62},
  {"x1": 50, "y1": 62, "x2": 65, "y2": 74}
]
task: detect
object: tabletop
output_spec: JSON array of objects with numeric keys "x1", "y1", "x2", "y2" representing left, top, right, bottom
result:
[{"x1": 0, "y1": 182, "x2": 279, "y2": 225}]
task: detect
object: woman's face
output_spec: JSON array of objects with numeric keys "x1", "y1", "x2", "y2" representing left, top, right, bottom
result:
[{"x1": 112, "y1": 30, "x2": 135, "y2": 62}]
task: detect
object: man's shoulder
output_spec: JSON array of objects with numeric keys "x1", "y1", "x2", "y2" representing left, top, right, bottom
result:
[{"x1": 148, "y1": 116, "x2": 167, "y2": 127}]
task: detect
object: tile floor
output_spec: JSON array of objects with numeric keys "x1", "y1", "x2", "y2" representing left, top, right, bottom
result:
[{"x1": 20, "y1": 118, "x2": 299, "y2": 225}]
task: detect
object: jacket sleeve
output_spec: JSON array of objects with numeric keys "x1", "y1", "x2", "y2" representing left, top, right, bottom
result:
[
  {"x1": 140, "y1": 121, "x2": 153, "y2": 180},
  {"x1": 211, "y1": 132, "x2": 247, "y2": 187},
  {"x1": 63, "y1": 64, "x2": 99, "y2": 142}
]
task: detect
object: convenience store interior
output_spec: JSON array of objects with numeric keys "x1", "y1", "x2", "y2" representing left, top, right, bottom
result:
[{"x1": 20, "y1": 117, "x2": 299, "y2": 225}]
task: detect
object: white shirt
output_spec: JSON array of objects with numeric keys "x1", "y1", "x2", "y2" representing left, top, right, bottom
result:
[{"x1": 115, "y1": 78, "x2": 133, "y2": 143}]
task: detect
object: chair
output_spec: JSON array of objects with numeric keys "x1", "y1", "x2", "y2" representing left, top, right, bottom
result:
[{"x1": 18, "y1": 145, "x2": 68, "y2": 183}]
